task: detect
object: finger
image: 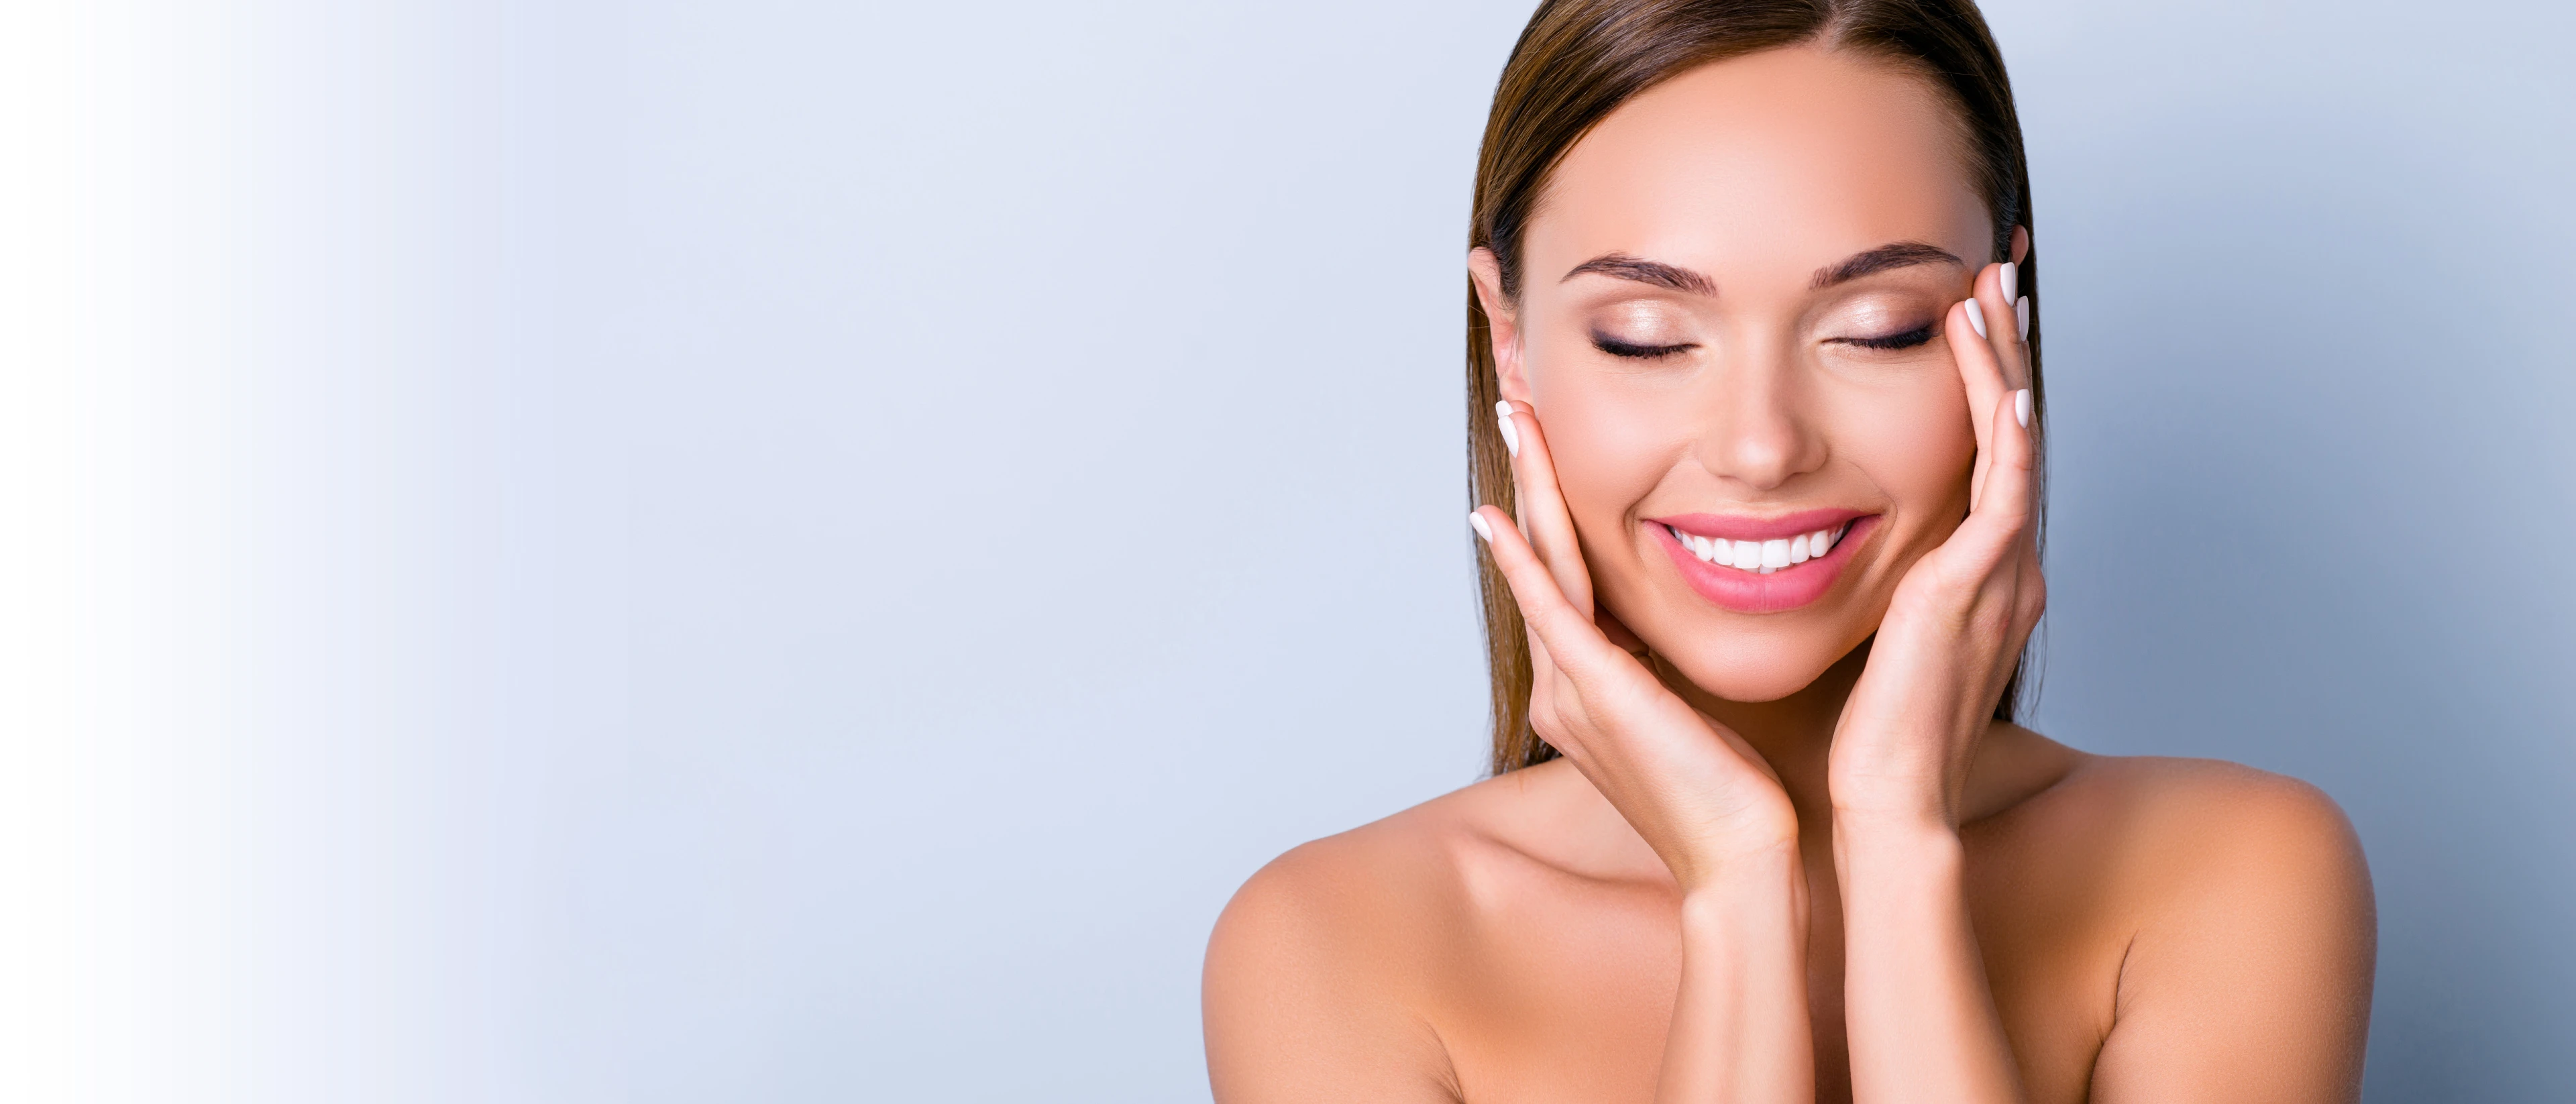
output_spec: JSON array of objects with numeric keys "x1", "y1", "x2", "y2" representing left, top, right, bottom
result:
[
  {"x1": 1980, "y1": 260, "x2": 2031, "y2": 392},
  {"x1": 1497, "y1": 401, "x2": 1593, "y2": 620},
  {"x1": 1524, "y1": 622, "x2": 1582, "y2": 759},
  {"x1": 1471, "y1": 506, "x2": 1635, "y2": 685},
  {"x1": 1957, "y1": 385, "x2": 2037, "y2": 561},
  {"x1": 1946, "y1": 277, "x2": 2011, "y2": 512}
]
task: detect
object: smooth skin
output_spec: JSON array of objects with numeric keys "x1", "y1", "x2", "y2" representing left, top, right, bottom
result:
[{"x1": 1204, "y1": 45, "x2": 2373, "y2": 1103}]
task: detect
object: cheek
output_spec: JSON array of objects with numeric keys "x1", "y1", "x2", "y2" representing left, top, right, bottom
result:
[
  {"x1": 1525, "y1": 376, "x2": 1682, "y2": 528},
  {"x1": 1836, "y1": 371, "x2": 1976, "y2": 519}
]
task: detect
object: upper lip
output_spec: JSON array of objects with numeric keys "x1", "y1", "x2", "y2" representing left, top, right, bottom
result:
[{"x1": 1648, "y1": 508, "x2": 1871, "y2": 542}]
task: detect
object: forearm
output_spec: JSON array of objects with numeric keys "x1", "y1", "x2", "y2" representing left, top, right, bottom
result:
[
  {"x1": 1835, "y1": 822, "x2": 2024, "y2": 1104},
  {"x1": 1656, "y1": 846, "x2": 1813, "y2": 1104}
]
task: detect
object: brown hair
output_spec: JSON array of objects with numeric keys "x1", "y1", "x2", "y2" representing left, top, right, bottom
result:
[{"x1": 1468, "y1": 0, "x2": 2044, "y2": 775}]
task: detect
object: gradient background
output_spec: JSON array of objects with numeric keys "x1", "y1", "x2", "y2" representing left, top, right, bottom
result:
[{"x1": 5, "y1": 1, "x2": 2569, "y2": 1100}]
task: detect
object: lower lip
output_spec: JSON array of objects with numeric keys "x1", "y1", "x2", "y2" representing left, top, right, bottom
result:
[{"x1": 1650, "y1": 515, "x2": 1880, "y2": 614}]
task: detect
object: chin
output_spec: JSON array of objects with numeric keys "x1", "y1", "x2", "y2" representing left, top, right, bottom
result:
[{"x1": 1650, "y1": 628, "x2": 1855, "y2": 704}]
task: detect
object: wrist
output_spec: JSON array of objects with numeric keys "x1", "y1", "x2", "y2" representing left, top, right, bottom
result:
[
  {"x1": 1678, "y1": 842, "x2": 1804, "y2": 920},
  {"x1": 1666, "y1": 808, "x2": 1801, "y2": 896},
  {"x1": 1830, "y1": 817, "x2": 1964, "y2": 893},
  {"x1": 1829, "y1": 804, "x2": 1959, "y2": 845}
]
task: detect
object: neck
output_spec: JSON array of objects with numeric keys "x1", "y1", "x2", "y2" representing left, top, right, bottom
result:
[{"x1": 1652, "y1": 640, "x2": 1873, "y2": 829}]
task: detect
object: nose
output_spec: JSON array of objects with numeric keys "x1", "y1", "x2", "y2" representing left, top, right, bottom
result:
[{"x1": 1694, "y1": 348, "x2": 1825, "y2": 492}]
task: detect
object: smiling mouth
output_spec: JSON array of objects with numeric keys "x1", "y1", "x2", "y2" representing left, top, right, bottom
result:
[{"x1": 1660, "y1": 520, "x2": 1854, "y2": 575}]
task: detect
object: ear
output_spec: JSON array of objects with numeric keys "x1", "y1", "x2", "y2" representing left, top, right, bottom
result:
[
  {"x1": 1467, "y1": 247, "x2": 1532, "y2": 404},
  {"x1": 2009, "y1": 225, "x2": 2030, "y2": 266}
]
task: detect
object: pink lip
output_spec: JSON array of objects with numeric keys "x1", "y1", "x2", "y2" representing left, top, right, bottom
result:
[{"x1": 1647, "y1": 512, "x2": 1881, "y2": 614}]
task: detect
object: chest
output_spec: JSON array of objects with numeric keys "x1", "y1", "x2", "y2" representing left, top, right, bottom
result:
[{"x1": 1424, "y1": 852, "x2": 2125, "y2": 1104}]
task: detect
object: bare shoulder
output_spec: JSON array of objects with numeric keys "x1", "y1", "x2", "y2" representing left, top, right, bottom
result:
[
  {"x1": 1205, "y1": 790, "x2": 1476, "y2": 989},
  {"x1": 1207, "y1": 763, "x2": 1589, "y2": 971},
  {"x1": 2017, "y1": 753, "x2": 2370, "y2": 895},
  {"x1": 1203, "y1": 774, "x2": 1547, "y2": 1103},
  {"x1": 1990, "y1": 751, "x2": 2374, "y2": 956},
  {"x1": 2007, "y1": 753, "x2": 2377, "y2": 1101}
]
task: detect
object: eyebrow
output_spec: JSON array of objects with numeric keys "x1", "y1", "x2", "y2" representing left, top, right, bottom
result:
[
  {"x1": 1810, "y1": 241, "x2": 1966, "y2": 288},
  {"x1": 1559, "y1": 241, "x2": 1968, "y2": 298},
  {"x1": 1561, "y1": 252, "x2": 1719, "y2": 297}
]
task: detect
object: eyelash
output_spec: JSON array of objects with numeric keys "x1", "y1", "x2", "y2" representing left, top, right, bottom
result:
[
  {"x1": 1591, "y1": 323, "x2": 1936, "y2": 359},
  {"x1": 1837, "y1": 324, "x2": 1937, "y2": 351},
  {"x1": 1591, "y1": 334, "x2": 1697, "y2": 360}
]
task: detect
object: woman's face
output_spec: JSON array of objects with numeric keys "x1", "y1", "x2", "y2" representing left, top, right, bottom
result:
[{"x1": 1472, "y1": 46, "x2": 2012, "y2": 704}]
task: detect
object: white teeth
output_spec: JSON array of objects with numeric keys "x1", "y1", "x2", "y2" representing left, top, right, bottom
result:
[
  {"x1": 1674, "y1": 521, "x2": 1856, "y2": 575},
  {"x1": 1671, "y1": 527, "x2": 1723, "y2": 567}
]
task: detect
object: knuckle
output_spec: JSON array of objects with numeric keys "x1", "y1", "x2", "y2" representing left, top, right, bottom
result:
[
  {"x1": 1537, "y1": 696, "x2": 1578, "y2": 734},
  {"x1": 1924, "y1": 555, "x2": 1979, "y2": 598},
  {"x1": 1970, "y1": 601, "x2": 2012, "y2": 641}
]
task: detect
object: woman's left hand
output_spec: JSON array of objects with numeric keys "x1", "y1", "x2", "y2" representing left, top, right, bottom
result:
[{"x1": 1827, "y1": 262, "x2": 2045, "y2": 832}]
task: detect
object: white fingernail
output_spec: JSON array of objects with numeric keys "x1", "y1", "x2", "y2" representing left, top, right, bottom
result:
[
  {"x1": 2013, "y1": 388, "x2": 2031, "y2": 428},
  {"x1": 1999, "y1": 261, "x2": 2018, "y2": 304},
  {"x1": 2015, "y1": 296, "x2": 2030, "y2": 341},
  {"x1": 1963, "y1": 297, "x2": 1987, "y2": 339},
  {"x1": 1495, "y1": 407, "x2": 1520, "y2": 457},
  {"x1": 1468, "y1": 511, "x2": 1494, "y2": 542}
]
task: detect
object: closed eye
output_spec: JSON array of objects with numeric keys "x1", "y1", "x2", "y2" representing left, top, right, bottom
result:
[
  {"x1": 1592, "y1": 333, "x2": 1698, "y2": 360},
  {"x1": 1833, "y1": 323, "x2": 1937, "y2": 351}
]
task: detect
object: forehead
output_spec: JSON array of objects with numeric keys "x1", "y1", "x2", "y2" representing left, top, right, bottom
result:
[{"x1": 1526, "y1": 45, "x2": 1989, "y2": 290}]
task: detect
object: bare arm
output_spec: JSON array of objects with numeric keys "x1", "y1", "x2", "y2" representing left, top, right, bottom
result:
[
  {"x1": 1476, "y1": 398, "x2": 1815, "y2": 1103},
  {"x1": 1830, "y1": 264, "x2": 2373, "y2": 1101},
  {"x1": 2088, "y1": 773, "x2": 2376, "y2": 1102},
  {"x1": 1660, "y1": 848, "x2": 1815, "y2": 1103},
  {"x1": 1202, "y1": 844, "x2": 1460, "y2": 1103},
  {"x1": 1829, "y1": 264, "x2": 2041, "y2": 1103},
  {"x1": 1835, "y1": 823, "x2": 2025, "y2": 1101},
  {"x1": 1205, "y1": 332, "x2": 1821, "y2": 1103}
]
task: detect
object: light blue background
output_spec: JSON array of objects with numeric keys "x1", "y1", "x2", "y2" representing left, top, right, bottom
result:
[{"x1": 12, "y1": 1, "x2": 2570, "y2": 1100}]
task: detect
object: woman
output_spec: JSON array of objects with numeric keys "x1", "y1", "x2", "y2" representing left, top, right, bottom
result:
[{"x1": 1202, "y1": 1, "x2": 2375, "y2": 1101}]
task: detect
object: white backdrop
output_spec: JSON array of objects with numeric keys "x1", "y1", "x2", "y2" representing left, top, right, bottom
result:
[{"x1": 5, "y1": 1, "x2": 2569, "y2": 1100}]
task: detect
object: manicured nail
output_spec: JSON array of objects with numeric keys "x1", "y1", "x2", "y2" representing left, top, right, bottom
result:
[
  {"x1": 2013, "y1": 388, "x2": 2031, "y2": 428},
  {"x1": 1495, "y1": 404, "x2": 1521, "y2": 457},
  {"x1": 1963, "y1": 297, "x2": 1987, "y2": 339},
  {"x1": 2015, "y1": 296, "x2": 2030, "y2": 341},
  {"x1": 1468, "y1": 511, "x2": 1495, "y2": 543},
  {"x1": 1999, "y1": 261, "x2": 2018, "y2": 304}
]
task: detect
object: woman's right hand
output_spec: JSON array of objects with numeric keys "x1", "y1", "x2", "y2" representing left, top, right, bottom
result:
[{"x1": 1474, "y1": 401, "x2": 1801, "y2": 893}]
